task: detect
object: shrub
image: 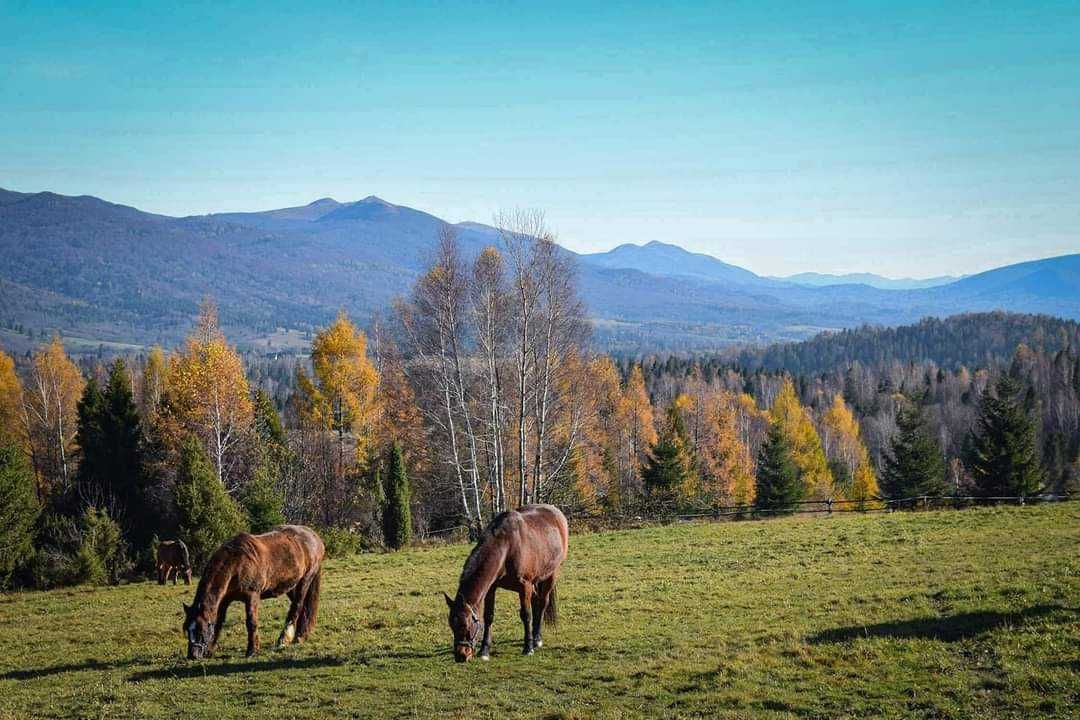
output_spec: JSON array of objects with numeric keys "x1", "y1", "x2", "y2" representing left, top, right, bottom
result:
[
  {"x1": 319, "y1": 526, "x2": 366, "y2": 558},
  {"x1": 241, "y1": 463, "x2": 286, "y2": 534},
  {"x1": 382, "y1": 442, "x2": 412, "y2": 550}
]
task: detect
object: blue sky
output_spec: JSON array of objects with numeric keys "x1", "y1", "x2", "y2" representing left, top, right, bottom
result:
[{"x1": 2, "y1": 1, "x2": 1078, "y2": 277}]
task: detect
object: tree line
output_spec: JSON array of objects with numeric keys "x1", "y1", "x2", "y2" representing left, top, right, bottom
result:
[{"x1": 1, "y1": 220, "x2": 1077, "y2": 589}]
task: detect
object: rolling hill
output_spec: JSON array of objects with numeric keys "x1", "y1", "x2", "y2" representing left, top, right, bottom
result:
[{"x1": 1, "y1": 188, "x2": 1077, "y2": 353}]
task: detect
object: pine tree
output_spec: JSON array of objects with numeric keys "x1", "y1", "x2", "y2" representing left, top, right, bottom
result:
[
  {"x1": 174, "y1": 436, "x2": 246, "y2": 567},
  {"x1": 755, "y1": 422, "x2": 803, "y2": 514},
  {"x1": 882, "y1": 401, "x2": 947, "y2": 498},
  {"x1": 76, "y1": 361, "x2": 150, "y2": 548},
  {"x1": 240, "y1": 463, "x2": 286, "y2": 534},
  {"x1": 0, "y1": 444, "x2": 40, "y2": 587},
  {"x1": 382, "y1": 442, "x2": 412, "y2": 550},
  {"x1": 966, "y1": 375, "x2": 1042, "y2": 497}
]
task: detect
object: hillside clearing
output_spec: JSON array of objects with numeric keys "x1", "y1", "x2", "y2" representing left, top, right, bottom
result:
[{"x1": 1, "y1": 504, "x2": 1077, "y2": 719}]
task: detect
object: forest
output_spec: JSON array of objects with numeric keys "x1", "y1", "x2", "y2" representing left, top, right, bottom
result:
[{"x1": 0, "y1": 217, "x2": 1077, "y2": 590}]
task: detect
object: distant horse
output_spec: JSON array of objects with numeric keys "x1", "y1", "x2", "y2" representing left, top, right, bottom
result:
[
  {"x1": 156, "y1": 540, "x2": 192, "y2": 585},
  {"x1": 182, "y1": 525, "x2": 324, "y2": 659},
  {"x1": 444, "y1": 504, "x2": 568, "y2": 662}
]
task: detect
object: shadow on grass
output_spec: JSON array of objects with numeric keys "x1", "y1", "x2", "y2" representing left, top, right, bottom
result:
[
  {"x1": 128, "y1": 654, "x2": 346, "y2": 682},
  {"x1": 0, "y1": 657, "x2": 145, "y2": 681},
  {"x1": 807, "y1": 604, "x2": 1077, "y2": 644}
]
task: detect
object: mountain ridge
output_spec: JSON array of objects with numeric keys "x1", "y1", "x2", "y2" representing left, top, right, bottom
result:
[{"x1": 1, "y1": 187, "x2": 1077, "y2": 353}]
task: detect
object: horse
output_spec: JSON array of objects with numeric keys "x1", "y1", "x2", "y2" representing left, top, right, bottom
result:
[
  {"x1": 182, "y1": 525, "x2": 324, "y2": 659},
  {"x1": 157, "y1": 539, "x2": 193, "y2": 585},
  {"x1": 444, "y1": 504, "x2": 568, "y2": 662}
]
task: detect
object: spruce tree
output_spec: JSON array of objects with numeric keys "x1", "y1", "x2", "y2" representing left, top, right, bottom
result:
[
  {"x1": 642, "y1": 434, "x2": 690, "y2": 503},
  {"x1": 174, "y1": 436, "x2": 246, "y2": 567},
  {"x1": 240, "y1": 464, "x2": 286, "y2": 534},
  {"x1": 882, "y1": 401, "x2": 947, "y2": 498},
  {"x1": 755, "y1": 422, "x2": 803, "y2": 514},
  {"x1": 76, "y1": 361, "x2": 149, "y2": 548},
  {"x1": 382, "y1": 442, "x2": 411, "y2": 550},
  {"x1": 0, "y1": 444, "x2": 40, "y2": 587},
  {"x1": 966, "y1": 375, "x2": 1042, "y2": 497}
]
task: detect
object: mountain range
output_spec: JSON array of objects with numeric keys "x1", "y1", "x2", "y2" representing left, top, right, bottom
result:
[{"x1": 1, "y1": 188, "x2": 1077, "y2": 353}]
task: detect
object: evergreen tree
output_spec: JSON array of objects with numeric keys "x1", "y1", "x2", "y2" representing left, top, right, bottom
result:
[
  {"x1": 240, "y1": 463, "x2": 286, "y2": 534},
  {"x1": 966, "y1": 375, "x2": 1042, "y2": 497},
  {"x1": 381, "y1": 442, "x2": 411, "y2": 550},
  {"x1": 755, "y1": 422, "x2": 803, "y2": 514},
  {"x1": 76, "y1": 361, "x2": 150, "y2": 548},
  {"x1": 253, "y1": 389, "x2": 286, "y2": 448},
  {"x1": 642, "y1": 434, "x2": 691, "y2": 503},
  {"x1": 174, "y1": 436, "x2": 246, "y2": 567},
  {"x1": 882, "y1": 401, "x2": 947, "y2": 498},
  {"x1": 0, "y1": 444, "x2": 40, "y2": 587}
]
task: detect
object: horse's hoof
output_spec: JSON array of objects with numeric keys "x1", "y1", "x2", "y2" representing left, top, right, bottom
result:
[
  {"x1": 480, "y1": 654, "x2": 490, "y2": 661},
  {"x1": 523, "y1": 648, "x2": 534, "y2": 656},
  {"x1": 535, "y1": 639, "x2": 543, "y2": 648}
]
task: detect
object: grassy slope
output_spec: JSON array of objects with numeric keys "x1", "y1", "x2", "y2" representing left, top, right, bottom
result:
[{"x1": 1, "y1": 505, "x2": 1077, "y2": 719}]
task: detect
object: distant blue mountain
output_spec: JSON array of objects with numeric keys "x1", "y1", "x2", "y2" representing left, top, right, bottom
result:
[
  {"x1": 0, "y1": 187, "x2": 1077, "y2": 352},
  {"x1": 777, "y1": 271, "x2": 962, "y2": 290},
  {"x1": 581, "y1": 241, "x2": 764, "y2": 285}
]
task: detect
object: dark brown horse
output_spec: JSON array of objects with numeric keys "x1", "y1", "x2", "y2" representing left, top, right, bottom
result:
[
  {"x1": 182, "y1": 525, "x2": 324, "y2": 659},
  {"x1": 444, "y1": 504, "x2": 568, "y2": 662},
  {"x1": 157, "y1": 539, "x2": 192, "y2": 585}
]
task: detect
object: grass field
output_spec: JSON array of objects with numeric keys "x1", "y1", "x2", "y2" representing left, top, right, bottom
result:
[{"x1": 1, "y1": 504, "x2": 1077, "y2": 719}]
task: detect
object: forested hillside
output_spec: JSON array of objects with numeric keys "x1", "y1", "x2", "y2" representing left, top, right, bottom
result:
[{"x1": 730, "y1": 313, "x2": 1080, "y2": 375}]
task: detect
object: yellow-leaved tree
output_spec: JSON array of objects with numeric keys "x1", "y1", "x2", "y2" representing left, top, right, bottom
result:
[
  {"x1": 770, "y1": 377, "x2": 833, "y2": 501},
  {"x1": 21, "y1": 336, "x2": 85, "y2": 498},
  {"x1": 297, "y1": 310, "x2": 380, "y2": 477},
  {"x1": 821, "y1": 394, "x2": 880, "y2": 509},
  {"x1": 168, "y1": 301, "x2": 253, "y2": 490},
  {"x1": 0, "y1": 349, "x2": 24, "y2": 449},
  {"x1": 699, "y1": 391, "x2": 756, "y2": 507},
  {"x1": 620, "y1": 365, "x2": 657, "y2": 504},
  {"x1": 571, "y1": 355, "x2": 623, "y2": 510}
]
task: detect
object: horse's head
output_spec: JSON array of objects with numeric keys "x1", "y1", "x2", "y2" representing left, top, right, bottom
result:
[
  {"x1": 182, "y1": 602, "x2": 215, "y2": 660},
  {"x1": 444, "y1": 592, "x2": 484, "y2": 663}
]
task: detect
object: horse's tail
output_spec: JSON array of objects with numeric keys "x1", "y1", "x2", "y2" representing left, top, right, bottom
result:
[
  {"x1": 544, "y1": 580, "x2": 558, "y2": 629},
  {"x1": 296, "y1": 568, "x2": 321, "y2": 640}
]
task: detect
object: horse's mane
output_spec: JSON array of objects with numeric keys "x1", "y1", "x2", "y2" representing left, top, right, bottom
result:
[
  {"x1": 459, "y1": 512, "x2": 515, "y2": 588},
  {"x1": 193, "y1": 533, "x2": 260, "y2": 612}
]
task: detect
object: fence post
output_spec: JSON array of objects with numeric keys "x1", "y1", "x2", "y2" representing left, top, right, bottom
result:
[{"x1": 826, "y1": 498, "x2": 833, "y2": 515}]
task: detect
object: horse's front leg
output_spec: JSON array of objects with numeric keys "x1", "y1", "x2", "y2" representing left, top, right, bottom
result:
[
  {"x1": 518, "y1": 582, "x2": 534, "y2": 656},
  {"x1": 244, "y1": 595, "x2": 261, "y2": 657},
  {"x1": 209, "y1": 601, "x2": 229, "y2": 657},
  {"x1": 531, "y1": 579, "x2": 549, "y2": 648},
  {"x1": 479, "y1": 587, "x2": 496, "y2": 660}
]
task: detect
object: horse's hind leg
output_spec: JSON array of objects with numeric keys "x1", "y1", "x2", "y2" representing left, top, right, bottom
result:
[
  {"x1": 518, "y1": 582, "x2": 535, "y2": 656},
  {"x1": 278, "y1": 585, "x2": 304, "y2": 647},
  {"x1": 532, "y1": 579, "x2": 552, "y2": 648},
  {"x1": 478, "y1": 586, "x2": 496, "y2": 660},
  {"x1": 156, "y1": 563, "x2": 165, "y2": 585}
]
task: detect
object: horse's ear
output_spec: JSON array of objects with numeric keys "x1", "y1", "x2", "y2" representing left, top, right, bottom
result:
[{"x1": 443, "y1": 591, "x2": 454, "y2": 608}]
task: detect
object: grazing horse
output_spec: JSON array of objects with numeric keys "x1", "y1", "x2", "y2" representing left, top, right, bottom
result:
[
  {"x1": 182, "y1": 525, "x2": 324, "y2": 659},
  {"x1": 444, "y1": 504, "x2": 568, "y2": 662},
  {"x1": 157, "y1": 540, "x2": 192, "y2": 585}
]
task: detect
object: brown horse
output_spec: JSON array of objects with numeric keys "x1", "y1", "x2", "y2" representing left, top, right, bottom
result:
[
  {"x1": 182, "y1": 525, "x2": 324, "y2": 659},
  {"x1": 157, "y1": 540, "x2": 192, "y2": 585},
  {"x1": 444, "y1": 504, "x2": 568, "y2": 662}
]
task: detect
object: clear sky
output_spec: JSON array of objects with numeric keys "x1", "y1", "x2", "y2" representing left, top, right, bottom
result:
[{"x1": 2, "y1": 1, "x2": 1078, "y2": 277}]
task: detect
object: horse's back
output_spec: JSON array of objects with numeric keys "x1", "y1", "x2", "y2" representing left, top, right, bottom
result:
[
  {"x1": 258, "y1": 524, "x2": 326, "y2": 565},
  {"x1": 501, "y1": 504, "x2": 568, "y2": 580}
]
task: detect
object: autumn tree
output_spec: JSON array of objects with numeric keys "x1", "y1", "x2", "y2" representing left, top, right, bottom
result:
[
  {"x1": 21, "y1": 336, "x2": 85, "y2": 499},
  {"x1": 295, "y1": 309, "x2": 381, "y2": 525},
  {"x1": 698, "y1": 392, "x2": 756, "y2": 506},
  {"x1": 0, "y1": 350, "x2": 23, "y2": 449},
  {"x1": 621, "y1": 365, "x2": 657, "y2": 505},
  {"x1": 168, "y1": 301, "x2": 254, "y2": 489},
  {"x1": 769, "y1": 378, "x2": 833, "y2": 500},
  {"x1": 820, "y1": 394, "x2": 880, "y2": 508}
]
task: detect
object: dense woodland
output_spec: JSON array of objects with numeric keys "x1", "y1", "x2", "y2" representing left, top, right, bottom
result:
[{"x1": 0, "y1": 220, "x2": 1077, "y2": 590}]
